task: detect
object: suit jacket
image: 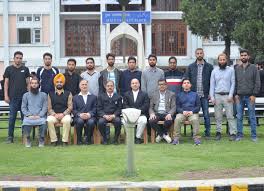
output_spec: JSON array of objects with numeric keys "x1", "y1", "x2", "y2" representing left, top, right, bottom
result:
[
  {"x1": 97, "y1": 92, "x2": 122, "y2": 117},
  {"x1": 72, "y1": 93, "x2": 97, "y2": 120},
  {"x1": 149, "y1": 90, "x2": 176, "y2": 116},
  {"x1": 99, "y1": 68, "x2": 122, "y2": 94},
  {"x1": 123, "y1": 90, "x2": 149, "y2": 115}
]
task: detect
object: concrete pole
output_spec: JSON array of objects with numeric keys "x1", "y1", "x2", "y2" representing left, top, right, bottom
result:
[
  {"x1": 3, "y1": 0, "x2": 9, "y2": 69},
  {"x1": 126, "y1": 124, "x2": 135, "y2": 176},
  {"x1": 145, "y1": 0, "x2": 151, "y2": 59}
]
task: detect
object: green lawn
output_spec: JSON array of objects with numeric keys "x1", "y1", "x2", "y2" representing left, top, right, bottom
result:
[{"x1": 0, "y1": 121, "x2": 263, "y2": 181}]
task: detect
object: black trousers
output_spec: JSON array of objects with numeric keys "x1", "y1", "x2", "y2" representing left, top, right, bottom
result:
[
  {"x1": 75, "y1": 117, "x2": 96, "y2": 143},
  {"x1": 149, "y1": 113, "x2": 173, "y2": 136},
  {"x1": 98, "y1": 117, "x2": 121, "y2": 142}
]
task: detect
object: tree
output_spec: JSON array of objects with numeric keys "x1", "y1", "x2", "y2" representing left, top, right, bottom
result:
[
  {"x1": 180, "y1": 0, "x2": 247, "y2": 57},
  {"x1": 232, "y1": 0, "x2": 264, "y2": 62}
]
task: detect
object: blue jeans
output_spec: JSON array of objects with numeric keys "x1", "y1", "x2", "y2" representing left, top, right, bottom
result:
[
  {"x1": 200, "y1": 97, "x2": 211, "y2": 136},
  {"x1": 23, "y1": 124, "x2": 47, "y2": 139},
  {"x1": 236, "y1": 95, "x2": 257, "y2": 138},
  {"x1": 8, "y1": 98, "x2": 24, "y2": 139}
]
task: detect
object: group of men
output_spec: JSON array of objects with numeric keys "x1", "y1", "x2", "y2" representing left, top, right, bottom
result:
[{"x1": 3, "y1": 48, "x2": 260, "y2": 147}]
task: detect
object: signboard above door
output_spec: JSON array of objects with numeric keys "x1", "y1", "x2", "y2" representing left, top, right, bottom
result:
[{"x1": 61, "y1": 0, "x2": 142, "y2": 5}]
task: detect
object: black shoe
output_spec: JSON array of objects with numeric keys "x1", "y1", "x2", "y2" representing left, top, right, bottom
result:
[
  {"x1": 215, "y1": 132, "x2": 221, "y2": 141},
  {"x1": 62, "y1": 142, "x2": 68, "y2": 146},
  {"x1": 51, "y1": 141, "x2": 58, "y2": 147},
  {"x1": 77, "y1": 141, "x2": 83, "y2": 145},
  {"x1": 135, "y1": 138, "x2": 143, "y2": 144},
  {"x1": 6, "y1": 137, "x2": 14, "y2": 144},
  {"x1": 204, "y1": 135, "x2": 211, "y2": 140},
  {"x1": 112, "y1": 139, "x2": 119, "y2": 145},
  {"x1": 229, "y1": 134, "x2": 236, "y2": 141}
]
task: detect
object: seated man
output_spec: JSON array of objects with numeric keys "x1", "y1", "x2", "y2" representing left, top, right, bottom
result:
[
  {"x1": 172, "y1": 78, "x2": 201, "y2": 145},
  {"x1": 97, "y1": 80, "x2": 122, "y2": 145},
  {"x1": 21, "y1": 77, "x2": 48, "y2": 147},
  {"x1": 73, "y1": 80, "x2": 97, "y2": 145},
  {"x1": 47, "y1": 73, "x2": 73, "y2": 146},
  {"x1": 149, "y1": 79, "x2": 176, "y2": 143},
  {"x1": 123, "y1": 78, "x2": 149, "y2": 144}
]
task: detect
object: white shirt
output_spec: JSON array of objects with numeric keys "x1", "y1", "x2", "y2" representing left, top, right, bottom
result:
[
  {"x1": 132, "y1": 90, "x2": 139, "y2": 102},
  {"x1": 79, "y1": 92, "x2": 90, "y2": 104}
]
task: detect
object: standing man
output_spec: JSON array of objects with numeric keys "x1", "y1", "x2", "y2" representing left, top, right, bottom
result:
[
  {"x1": 185, "y1": 48, "x2": 213, "y2": 138},
  {"x1": 120, "y1": 56, "x2": 142, "y2": 96},
  {"x1": 99, "y1": 53, "x2": 122, "y2": 94},
  {"x1": 235, "y1": 50, "x2": 260, "y2": 142},
  {"x1": 4, "y1": 51, "x2": 30, "y2": 143},
  {"x1": 165, "y1": 56, "x2": 184, "y2": 95},
  {"x1": 141, "y1": 54, "x2": 164, "y2": 98},
  {"x1": 123, "y1": 78, "x2": 149, "y2": 144},
  {"x1": 64, "y1": 58, "x2": 81, "y2": 96},
  {"x1": 21, "y1": 77, "x2": 48, "y2": 147},
  {"x1": 149, "y1": 79, "x2": 176, "y2": 143},
  {"x1": 172, "y1": 78, "x2": 201, "y2": 145},
  {"x1": 36, "y1": 52, "x2": 59, "y2": 94},
  {"x1": 97, "y1": 80, "x2": 122, "y2": 145},
  {"x1": 47, "y1": 73, "x2": 72, "y2": 146},
  {"x1": 73, "y1": 80, "x2": 97, "y2": 145},
  {"x1": 81, "y1": 57, "x2": 100, "y2": 96},
  {"x1": 210, "y1": 53, "x2": 236, "y2": 141}
]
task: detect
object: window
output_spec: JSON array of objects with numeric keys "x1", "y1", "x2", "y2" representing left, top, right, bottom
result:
[
  {"x1": 33, "y1": 29, "x2": 41, "y2": 43},
  {"x1": 26, "y1": 16, "x2": 32, "y2": 22},
  {"x1": 18, "y1": 29, "x2": 31, "y2": 44},
  {"x1": 18, "y1": 16, "x2": 24, "y2": 22},
  {"x1": 34, "y1": 15, "x2": 41, "y2": 22},
  {"x1": 152, "y1": 0, "x2": 180, "y2": 11}
]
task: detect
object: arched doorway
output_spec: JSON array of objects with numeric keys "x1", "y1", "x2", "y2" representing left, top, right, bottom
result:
[{"x1": 111, "y1": 38, "x2": 137, "y2": 56}]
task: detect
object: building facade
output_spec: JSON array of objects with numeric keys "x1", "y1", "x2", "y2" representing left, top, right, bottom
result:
[{"x1": 0, "y1": 0, "x2": 240, "y2": 78}]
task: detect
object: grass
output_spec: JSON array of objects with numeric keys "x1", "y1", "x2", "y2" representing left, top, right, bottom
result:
[{"x1": 0, "y1": 120, "x2": 263, "y2": 181}]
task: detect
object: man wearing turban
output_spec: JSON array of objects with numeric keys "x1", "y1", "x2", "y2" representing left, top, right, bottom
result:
[{"x1": 47, "y1": 73, "x2": 73, "y2": 146}]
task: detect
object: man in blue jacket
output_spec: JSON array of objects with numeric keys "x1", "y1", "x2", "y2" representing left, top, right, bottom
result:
[{"x1": 185, "y1": 48, "x2": 213, "y2": 138}]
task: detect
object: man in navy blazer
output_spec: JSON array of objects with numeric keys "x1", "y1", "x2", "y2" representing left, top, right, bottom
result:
[
  {"x1": 73, "y1": 80, "x2": 97, "y2": 145},
  {"x1": 123, "y1": 78, "x2": 149, "y2": 144},
  {"x1": 97, "y1": 80, "x2": 122, "y2": 144}
]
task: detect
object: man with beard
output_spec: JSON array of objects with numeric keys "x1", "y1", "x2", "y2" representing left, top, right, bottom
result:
[
  {"x1": 99, "y1": 53, "x2": 122, "y2": 94},
  {"x1": 73, "y1": 80, "x2": 97, "y2": 145},
  {"x1": 21, "y1": 77, "x2": 48, "y2": 147},
  {"x1": 36, "y1": 53, "x2": 59, "y2": 94},
  {"x1": 141, "y1": 54, "x2": 164, "y2": 98},
  {"x1": 185, "y1": 48, "x2": 213, "y2": 139},
  {"x1": 63, "y1": 58, "x2": 81, "y2": 96},
  {"x1": 235, "y1": 50, "x2": 260, "y2": 142},
  {"x1": 47, "y1": 73, "x2": 73, "y2": 146},
  {"x1": 4, "y1": 51, "x2": 30, "y2": 143},
  {"x1": 210, "y1": 53, "x2": 236, "y2": 141},
  {"x1": 81, "y1": 57, "x2": 100, "y2": 96}
]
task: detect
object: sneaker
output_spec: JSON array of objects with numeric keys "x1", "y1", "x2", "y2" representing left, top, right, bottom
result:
[
  {"x1": 215, "y1": 132, "x2": 221, "y2": 141},
  {"x1": 25, "y1": 139, "x2": 31, "y2": 148},
  {"x1": 194, "y1": 138, "x2": 201, "y2": 145},
  {"x1": 171, "y1": 138, "x2": 179, "y2": 145},
  {"x1": 251, "y1": 137, "x2": 258, "y2": 142},
  {"x1": 163, "y1": 134, "x2": 172, "y2": 143},
  {"x1": 51, "y1": 141, "x2": 58, "y2": 146},
  {"x1": 229, "y1": 134, "x2": 236, "y2": 141},
  {"x1": 6, "y1": 137, "x2": 14, "y2": 144},
  {"x1": 235, "y1": 136, "x2": 243, "y2": 141},
  {"x1": 155, "y1": 135, "x2": 162, "y2": 143},
  {"x1": 135, "y1": 138, "x2": 143, "y2": 144}
]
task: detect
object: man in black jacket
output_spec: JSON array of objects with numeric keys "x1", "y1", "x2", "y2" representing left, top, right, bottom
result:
[
  {"x1": 185, "y1": 48, "x2": 213, "y2": 138},
  {"x1": 97, "y1": 80, "x2": 122, "y2": 144},
  {"x1": 123, "y1": 78, "x2": 149, "y2": 144}
]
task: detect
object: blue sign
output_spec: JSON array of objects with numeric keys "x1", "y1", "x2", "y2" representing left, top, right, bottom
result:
[{"x1": 102, "y1": 11, "x2": 151, "y2": 24}]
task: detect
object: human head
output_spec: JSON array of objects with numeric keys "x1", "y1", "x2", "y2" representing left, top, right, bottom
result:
[
  {"x1": 158, "y1": 78, "x2": 167, "y2": 92},
  {"x1": 182, "y1": 78, "x2": 192, "y2": 91},
  {"x1": 79, "y1": 79, "x2": 88, "y2": 94},
  {"x1": 195, "y1": 48, "x2": 204, "y2": 62},
  {"x1": 218, "y1": 53, "x2": 228, "y2": 70},
  {"x1": 53, "y1": 73, "x2": 65, "y2": 90},
  {"x1": 240, "y1": 49, "x2": 250, "y2": 64},
  {"x1": 13, "y1": 51, "x2": 23, "y2": 66},
  {"x1": 130, "y1": 78, "x2": 140, "y2": 91},
  {"x1": 67, "y1": 58, "x2": 76, "y2": 73},
  {"x1": 105, "y1": 80, "x2": 114, "y2": 94},
  {"x1": 148, "y1": 54, "x2": 157, "y2": 67},
  {"x1": 43, "y1": 52, "x2": 52, "y2": 67},
  {"x1": 85, "y1": 57, "x2": 95, "y2": 70},
  {"x1": 168, "y1": 56, "x2": 177, "y2": 70},
  {"x1": 29, "y1": 77, "x2": 40, "y2": 94},
  {"x1": 127, "y1": 56, "x2": 137, "y2": 71},
  {"x1": 106, "y1": 53, "x2": 115, "y2": 67}
]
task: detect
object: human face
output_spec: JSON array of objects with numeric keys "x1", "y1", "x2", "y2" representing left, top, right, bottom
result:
[
  {"x1": 30, "y1": 79, "x2": 39, "y2": 89},
  {"x1": 158, "y1": 81, "x2": 167, "y2": 92},
  {"x1": 240, "y1": 52, "x2": 249, "y2": 64},
  {"x1": 79, "y1": 80, "x2": 88, "y2": 93},
  {"x1": 130, "y1": 79, "x2": 140, "y2": 91},
  {"x1": 218, "y1": 55, "x2": 227, "y2": 69},
  {"x1": 67, "y1": 61, "x2": 76, "y2": 72},
  {"x1": 86, "y1": 59, "x2": 95, "y2": 70},
  {"x1": 107, "y1": 56, "x2": 115, "y2": 67},
  {"x1": 106, "y1": 81, "x2": 114, "y2": 94},
  {"x1": 182, "y1": 80, "x2": 191, "y2": 91},
  {"x1": 169, "y1": 58, "x2": 177, "y2": 70},
  {"x1": 14, "y1": 54, "x2": 23, "y2": 66},
  {"x1": 195, "y1": 49, "x2": 204, "y2": 61},
  {"x1": 43, "y1": 56, "x2": 52, "y2": 67},
  {"x1": 128, "y1": 59, "x2": 136, "y2": 71},
  {"x1": 55, "y1": 80, "x2": 63, "y2": 90},
  {"x1": 148, "y1": 57, "x2": 157, "y2": 67}
]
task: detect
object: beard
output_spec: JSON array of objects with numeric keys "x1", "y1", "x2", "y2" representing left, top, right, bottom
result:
[
  {"x1": 56, "y1": 85, "x2": 63, "y2": 90},
  {"x1": 87, "y1": 65, "x2": 95, "y2": 71},
  {"x1": 219, "y1": 63, "x2": 227, "y2": 70},
  {"x1": 30, "y1": 87, "x2": 39, "y2": 95},
  {"x1": 241, "y1": 58, "x2": 248, "y2": 64}
]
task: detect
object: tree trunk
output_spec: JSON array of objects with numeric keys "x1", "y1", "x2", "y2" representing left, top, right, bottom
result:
[{"x1": 224, "y1": 36, "x2": 231, "y2": 62}]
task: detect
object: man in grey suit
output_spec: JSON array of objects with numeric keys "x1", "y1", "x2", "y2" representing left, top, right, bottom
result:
[{"x1": 149, "y1": 79, "x2": 176, "y2": 143}]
